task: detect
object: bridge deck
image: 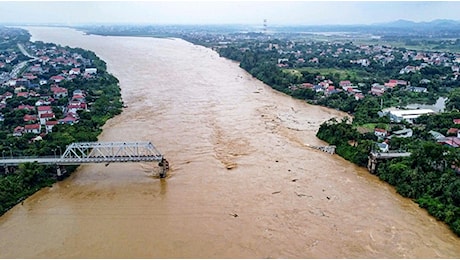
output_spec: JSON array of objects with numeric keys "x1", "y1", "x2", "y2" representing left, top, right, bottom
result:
[
  {"x1": 0, "y1": 141, "x2": 163, "y2": 166},
  {"x1": 370, "y1": 151, "x2": 412, "y2": 159}
]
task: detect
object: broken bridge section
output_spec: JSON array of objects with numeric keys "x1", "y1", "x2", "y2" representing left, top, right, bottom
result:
[
  {"x1": 61, "y1": 141, "x2": 163, "y2": 164},
  {"x1": 1, "y1": 141, "x2": 169, "y2": 178}
]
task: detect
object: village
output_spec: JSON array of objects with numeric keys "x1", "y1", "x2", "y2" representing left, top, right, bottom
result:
[
  {"x1": 202, "y1": 32, "x2": 460, "y2": 151},
  {"x1": 0, "y1": 30, "x2": 100, "y2": 143}
]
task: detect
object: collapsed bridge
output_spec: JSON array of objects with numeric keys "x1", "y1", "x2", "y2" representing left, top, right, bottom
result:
[{"x1": 0, "y1": 141, "x2": 169, "y2": 178}]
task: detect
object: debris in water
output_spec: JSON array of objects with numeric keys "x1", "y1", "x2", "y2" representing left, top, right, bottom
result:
[
  {"x1": 272, "y1": 191, "x2": 281, "y2": 194},
  {"x1": 230, "y1": 213, "x2": 239, "y2": 218}
]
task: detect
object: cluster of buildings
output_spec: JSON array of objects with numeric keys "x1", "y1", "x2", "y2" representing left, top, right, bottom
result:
[
  {"x1": 289, "y1": 76, "x2": 423, "y2": 101},
  {"x1": 0, "y1": 41, "x2": 99, "y2": 140}
]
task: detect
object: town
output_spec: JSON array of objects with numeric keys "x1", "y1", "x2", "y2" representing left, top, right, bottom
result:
[
  {"x1": 0, "y1": 26, "x2": 123, "y2": 216},
  {"x1": 1, "y1": 29, "x2": 99, "y2": 140}
]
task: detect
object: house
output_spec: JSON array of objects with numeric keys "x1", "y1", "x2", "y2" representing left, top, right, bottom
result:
[
  {"x1": 354, "y1": 93, "x2": 365, "y2": 100},
  {"x1": 17, "y1": 92, "x2": 29, "y2": 98},
  {"x1": 59, "y1": 113, "x2": 79, "y2": 125},
  {"x1": 84, "y1": 68, "x2": 97, "y2": 74},
  {"x1": 13, "y1": 126, "x2": 25, "y2": 136},
  {"x1": 23, "y1": 114, "x2": 38, "y2": 122},
  {"x1": 37, "y1": 106, "x2": 53, "y2": 116},
  {"x1": 374, "y1": 128, "x2": 388, "y2": 138},
  {"x1": 300, "y1": 83, "x2": 314, "y2": 89},
  {"x1": 447, "y1": 128, "x2": 459, "y2": 136},
  {"x1": 438, "y1": 137, "x2": 460, "y2": 148},
  {"x1": 376, "y1": 141, "x2": 389, "y2": 152},
  {"x1": 326, "y1": 86, "x2": 338, "y2": 95},
  {"x1": 16, "y1": 104, "x2": 35, "y2": 111},
  {"x1": 45, "y1": 120, "x2": 58, "y2": 133},
  {"x1": 407, "y1": 86, "x2": 427, "y2": 93},
  {"x1": 14, "y1": 86, "x2": 26, "y2": 93},
  {"x1": 370, "y1": 85, "x2": 386, "y2": 96},
  {"x1": 453, "y1": 119, "x2": 460, "y2": 125},
  {"x1": 24, "y1": 124, "x2": 41, "y2": 134},
  {"x1": 339, "y1": 80, "x2": 352, "y2": 88},
  {"x1": 50, "y1": 85, "x2": 68, "y2": 99},
  {"x1": 39, "y1": 112, "x2": 55, "y2": 125},
  {"x1": 3, "y1": 92, "x2": 13, "y2": 99},
  {"x1": 50, "y1": 75, "x2": 65, "y2": 83},
  {"x1": 69, "y1": 68, "x2": 80, "y2": 75}
]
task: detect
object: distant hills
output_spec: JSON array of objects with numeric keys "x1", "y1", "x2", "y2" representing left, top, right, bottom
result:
[
  {"x1": 375, "y1": 19, "x2": 460, "y2": 28},
  {"x1": 267, "y1": 19, "x2": 460, "y2": 38}
]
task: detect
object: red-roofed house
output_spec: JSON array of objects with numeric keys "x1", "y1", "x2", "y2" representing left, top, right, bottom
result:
[
  {"x1": 50, "y1": 75, "x2": 65, "y2": 83},
  {"x1": 39, "y1": 112, "x2": 55, "y2": 125},
  {"x1": 59, "y1": 113, "x2": 79, "y2": 125},
  {"x1": 24, "y1": 124, "x2": 41, "y2": 134},
  {"x1": 13, "y1": 126, "x2": 25, "y2": 136},
  {"x1": 69, "y1": 68, "x2": 80, "y2": 75},
  {"x1": 300, "y1": 83, "x2": 314, "y2": 89},
  {"x1": 23, "y1": 73, "x2": 37, "y2": 80},
  {"x1": 45, "y1": 120, "x2": 58, "y2": 133},
  {"x1": 24, "y1": 114, "x2": 37, "y2": 122},
  {"x1": 371, "y1": 85, "x2": 386, "y2": 96},
  {"x1": 354, "y1": 93, "x2": 365, "y2": 100},
  {"x1": 453, "y1": 119, "x2": 460, "y2": 125},
  {"x1": 339, "y1": 80, "x2": 352, "y2": 88},
  {"x1": 374, "y1": 128, "x2": 388, "y2": 138},
  {"x1": 447, "y1": 128, "x2": 459, "y2": 136},
  {"x1": 438, "y1": 137, "x2": 460, "y2": 148},
  {"x1": 17, "y1": 92, "x2": 29, "y2": 98},
  {"x1": 16, "y1": 104, "x2": 35, "y2": 111},
  {"x1": 50, "y1": 85, "x2": 68, "y2": 99},
  {"x1": 37, "y1": 106, "x2": 53, "y2": 116}
]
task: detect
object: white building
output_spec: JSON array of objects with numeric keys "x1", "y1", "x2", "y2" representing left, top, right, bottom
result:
[{"x1": 387, "y1": 109, "x2": 435, "y2": 123}]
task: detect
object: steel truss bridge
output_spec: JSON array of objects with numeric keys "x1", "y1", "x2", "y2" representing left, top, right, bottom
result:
[{"x1": 0, "y1": 141, "x2": 169, "y2": 178}]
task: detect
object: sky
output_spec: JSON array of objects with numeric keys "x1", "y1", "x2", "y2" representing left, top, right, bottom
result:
[{"x1": 1, "y1": 1, "x2": 460, "y2": 26}]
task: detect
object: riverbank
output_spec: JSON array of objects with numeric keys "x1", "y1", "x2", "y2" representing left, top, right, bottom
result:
[
  {"x1": 0, "y1": 29, "x2": 123, "y2": 217},
  {"x1": 0, "y1": 26, "x2": 459, "y2": 258}
]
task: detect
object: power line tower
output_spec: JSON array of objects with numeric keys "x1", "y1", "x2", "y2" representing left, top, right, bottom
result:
[{"x1": 263, "y1": 19, "x2": 268, "y2": 34}]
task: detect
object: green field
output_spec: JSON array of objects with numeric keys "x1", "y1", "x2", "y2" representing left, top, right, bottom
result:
[{"x1": 283, "y1": 67, "x2": 368, "y2": 81}]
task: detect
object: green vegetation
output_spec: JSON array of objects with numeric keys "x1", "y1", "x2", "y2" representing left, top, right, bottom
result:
[
  {"x1": 0, "y1": 32, "x2": 122, "y2": 216},
  {"x1": 316, "y1": 111, "x2": 460, "y2": 236},
  {"x1": 207, "y1": 31, "x2": 460, "y2": 236}
]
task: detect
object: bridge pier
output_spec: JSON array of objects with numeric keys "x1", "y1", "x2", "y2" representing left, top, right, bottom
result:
[
  {"x1": 2, "y1": 165, "x2": 17, "y2": 175},
  {"x1": 367, "y1": 156, "x2": 378, "y2": 174},
  {"x1": 55, "y1": 165, "x2": 67, "y2": 179},
  {"x1": 158, "y1": 158, "x2": 169, "y2": 178}
]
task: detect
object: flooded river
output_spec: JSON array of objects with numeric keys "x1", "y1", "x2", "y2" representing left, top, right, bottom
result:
[{"x1": 0, "y1": 27, "x2": 459, "y2": 258}]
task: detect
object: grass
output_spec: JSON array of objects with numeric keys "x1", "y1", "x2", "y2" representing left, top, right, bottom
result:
[
  {"x1": 356, "y1": 123, "x2": 389, "y2": 133},
  {"x1": 285, "y1": 67, "x2": 367, "y2": 82}
]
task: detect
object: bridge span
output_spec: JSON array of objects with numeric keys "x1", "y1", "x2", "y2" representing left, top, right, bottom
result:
[
  {"x1": 367, "y1": 150, "x2": 411, "y2": 174},
  {"x1": 1, "y1": 141, "x2": 169, "y2": 178}
]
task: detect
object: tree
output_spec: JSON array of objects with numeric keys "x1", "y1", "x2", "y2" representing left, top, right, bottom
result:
[{"x1": 446, "y1": 88, "x2": 460, "y2": 111}]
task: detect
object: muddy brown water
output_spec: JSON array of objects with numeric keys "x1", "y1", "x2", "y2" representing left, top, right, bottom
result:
[{"x1": 0, "y1": 27, "x2": 459, "y2": 258}]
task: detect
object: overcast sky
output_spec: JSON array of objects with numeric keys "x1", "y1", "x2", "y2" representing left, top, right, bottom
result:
[{"x1": 1, "y1": 1, "x2": 459, "y2": 26}]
